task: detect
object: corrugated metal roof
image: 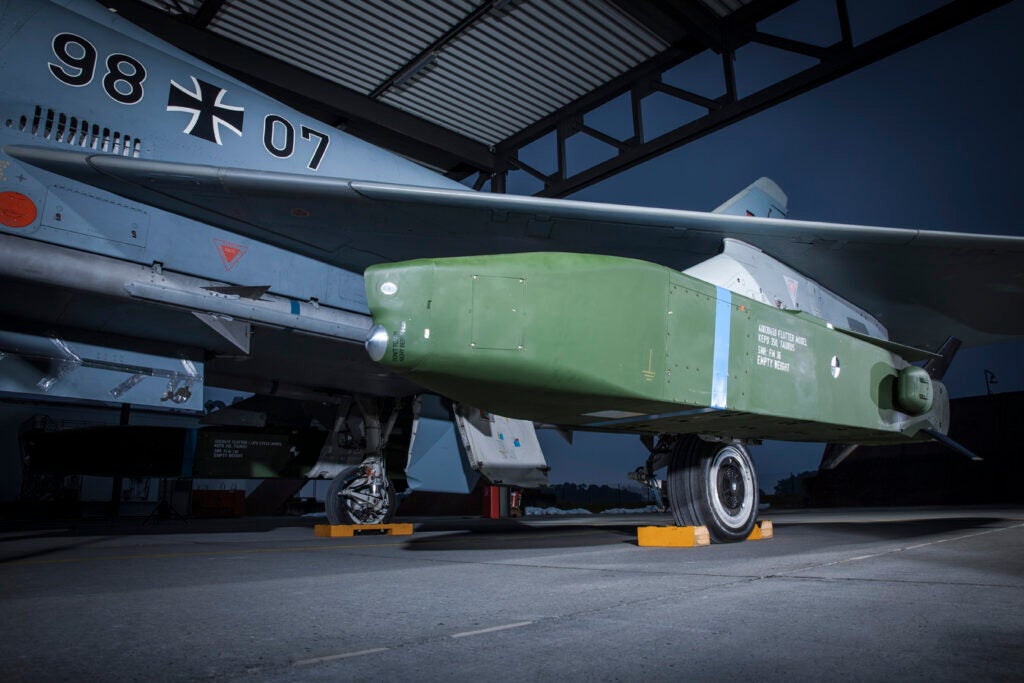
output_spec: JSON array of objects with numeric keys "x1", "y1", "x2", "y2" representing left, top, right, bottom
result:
[
  {"x1": 208, "y1": 0, "x2": 478, "y2": 95},
  {"x1": 136, "y1": 0, "x2": 760, "y2": 146},
  {"x1": 125, "y1": 0, "x2": 1002, "y2": 197},
  {"x1": 377, "y1": 0, "x2": 667, "y2": 144},
  {"x1": 701, "y1": 0, "x2": 749, "y2": 18},
  {"x1": 139, "y1": 0, "x2": 688, "y2": 146},
  {"x1": 145, "y1": 0, "x2": 203, "y2": 12}
]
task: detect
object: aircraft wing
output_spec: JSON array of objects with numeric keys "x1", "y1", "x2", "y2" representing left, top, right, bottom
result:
[{"x1": 7, "y1": 144, "x2": 1024, "y2": 350}]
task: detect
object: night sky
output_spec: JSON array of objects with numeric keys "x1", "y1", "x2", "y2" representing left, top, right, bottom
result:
[{"x1": 528, "y1": 0, "x2": 1024, "y2": 489}]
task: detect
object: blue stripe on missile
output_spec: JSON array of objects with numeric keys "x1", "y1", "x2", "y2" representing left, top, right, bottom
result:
[
  {"x1": 711, "y1": 287, "x2": 731, "y2": 409},
  {"x1": 290, "y1": 300, "x2": 300, "y2": 315}
]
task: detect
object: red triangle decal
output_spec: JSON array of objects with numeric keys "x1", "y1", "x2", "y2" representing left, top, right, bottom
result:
[{"x1": 213, "y1": 239, "x2": 248, "y2": 271}]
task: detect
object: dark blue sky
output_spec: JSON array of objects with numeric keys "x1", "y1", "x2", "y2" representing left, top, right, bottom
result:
[{"x1": 531, "y1": 0, "x2": 1024, "y2": 488}]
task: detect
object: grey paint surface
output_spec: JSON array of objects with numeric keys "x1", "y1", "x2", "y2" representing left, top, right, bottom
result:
[{"x1": 1, "y1": 507, "x2": 1021, "y2": 681}]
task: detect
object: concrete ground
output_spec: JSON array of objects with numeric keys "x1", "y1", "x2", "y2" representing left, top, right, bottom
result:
[{"x1": 1, "y1": 506, "x2": 1022, "y2": 682}]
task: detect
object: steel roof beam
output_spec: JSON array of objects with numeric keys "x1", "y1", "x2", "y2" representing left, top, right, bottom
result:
[
  {"x1": 370, "y1": 0, "x2": 499, "y2": 99},
  {"x1": 494, "y1": 0, "x2": 798, "y2": 159},
  {"x1": 650, "y1": 81, "x2": 723, "y2": 110},
  {"x1": 101, "y1": 0, "x2": 495, "y2": 174},
  {"x1": 836, "y1": 0, "x2": 854, "y2": 49},
  {"x1": 748, "y1": 31, "x2": 833, "y2": 60},
  {"x1": 672, "y1": 0, "x2": 729, "y2": 51},
  {"x1": 190, "y1": 0, "x2": 226, "y2": 29},
  {"x1": 509, "y1": 0, "x2": 1011, "y2": 197},
  {"x1": 608, "y1": 0, "x2": 725, "y2": 52}
]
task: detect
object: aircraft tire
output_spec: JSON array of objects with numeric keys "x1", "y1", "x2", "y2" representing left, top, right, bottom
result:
[
  {"x1": 666, "y1": 437, "x2": 703, "y2": 528},
  {"x1": 325, "y1": 466, "x2": 396, "y2": 526},
  {"x1": 667, "y1": 437, "x2": 759, "y2": 543}
]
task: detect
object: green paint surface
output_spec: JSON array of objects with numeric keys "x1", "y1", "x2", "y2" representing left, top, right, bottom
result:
[{"x1": 366, "y1": 253, "x2": 947, "y2": 445}]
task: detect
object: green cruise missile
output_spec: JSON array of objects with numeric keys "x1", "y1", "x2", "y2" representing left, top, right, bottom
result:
[{"x1": 364, "y1": 252, "x2": 947, "y2": 446}]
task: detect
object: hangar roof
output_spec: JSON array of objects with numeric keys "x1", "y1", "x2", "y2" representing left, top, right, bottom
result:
[
  {"x1": 106, "y1": 0, "x2": 1011, "y2": 195},
  {"x1": 165, "y1": 0, "x2": 674, "y2": 148}
]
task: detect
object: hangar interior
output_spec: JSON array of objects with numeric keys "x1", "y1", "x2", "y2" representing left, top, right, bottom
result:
[
  {"x1": 0, "y1": 0, "x2": 1018, "y2": 518},
  {"x1": 108, "y1": 0, "x2": 1010, "y2": 196}
]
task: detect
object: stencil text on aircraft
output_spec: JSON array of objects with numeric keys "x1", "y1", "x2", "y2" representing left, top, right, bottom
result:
[{"x1": 755, "y1": 323, "x2": 807, "y2": 373}]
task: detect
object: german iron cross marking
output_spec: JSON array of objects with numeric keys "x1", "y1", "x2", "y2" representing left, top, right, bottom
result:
[{"x1": 167, "y1": 76, "x2": 244, "y2": 145}]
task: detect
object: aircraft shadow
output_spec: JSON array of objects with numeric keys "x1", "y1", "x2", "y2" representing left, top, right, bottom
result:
[
  {"x1": 401, "y1": 521, "x2": 640, "y2": 551},
  {"x1": 0, "y1": 536, "x2": 112, "y2": 564}
]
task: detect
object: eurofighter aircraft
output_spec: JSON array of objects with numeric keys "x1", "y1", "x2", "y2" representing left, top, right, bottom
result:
[{"x1": 2, "y1": 0, "x2": 1021, "y2": 541}]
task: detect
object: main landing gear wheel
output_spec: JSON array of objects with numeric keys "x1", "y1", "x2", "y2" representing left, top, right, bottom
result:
[
  {"x1": 325, "y1": 464, "x2": 396, "y2": 526},
  {"x1": 667, "y1": 436, "x2": 759, "y2": 543}
]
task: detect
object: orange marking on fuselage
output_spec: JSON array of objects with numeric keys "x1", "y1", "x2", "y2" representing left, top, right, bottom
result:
[{"x1": 0, "y1": 191, "x2": 37, "y2": 228}]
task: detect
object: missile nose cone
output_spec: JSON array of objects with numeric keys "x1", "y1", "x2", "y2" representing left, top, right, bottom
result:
[{"x1": 365, "y1": 323, "x2": 389, "y2": 362}]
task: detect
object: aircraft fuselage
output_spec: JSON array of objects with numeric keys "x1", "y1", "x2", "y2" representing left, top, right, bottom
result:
[{"x1": 1, "y1": 0, "x2": 459, "y2": 315}]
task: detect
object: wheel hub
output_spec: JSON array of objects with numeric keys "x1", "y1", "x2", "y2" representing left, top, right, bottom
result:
[
  {"x1": 341, "y1": 476, "x2": 388, "y2": 523},
  {"x1": 716, "y1": 457, "x2": 745, "y2": 514},
  {"x1": 707, "y1": 445, "x2": 755, "y2": 530}
]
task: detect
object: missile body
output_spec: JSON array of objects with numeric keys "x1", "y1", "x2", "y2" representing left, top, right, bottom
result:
[{"x1": 365, "y1": 253, "x2": 947, "y2": 444}]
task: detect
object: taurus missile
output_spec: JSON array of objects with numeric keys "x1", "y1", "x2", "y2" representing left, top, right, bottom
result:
[{"x1": 364, "y1": 252, "x2": 947, "y2": 444}]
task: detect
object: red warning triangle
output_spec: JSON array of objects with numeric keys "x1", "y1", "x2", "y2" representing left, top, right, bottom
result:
[{"x1": 213, "y1": 238, "x2": 248, "y2": 271}]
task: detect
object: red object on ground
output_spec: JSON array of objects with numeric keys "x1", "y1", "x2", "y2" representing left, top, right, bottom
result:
[{"x1": 483, "y1": 485, "x2": 501, "y2": 519}]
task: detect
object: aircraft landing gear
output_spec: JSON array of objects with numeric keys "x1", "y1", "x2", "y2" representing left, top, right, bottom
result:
[
  {"x1": 325, "y1": 456, "x2": 396, "y2": 525},
  {"x1": 666, "y1": 436, "x2": 759, "y2": 543},
  {"x1": 312, "y1": 398, "x2": 402, "y2": 525}
]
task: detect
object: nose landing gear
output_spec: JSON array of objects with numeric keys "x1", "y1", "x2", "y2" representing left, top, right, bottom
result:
[{"x1": 325, "y1": 456, "x2": 397, "y2": 526}]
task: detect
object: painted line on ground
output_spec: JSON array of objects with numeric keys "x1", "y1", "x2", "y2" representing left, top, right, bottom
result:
[
  {"x1": 293, "y1": 647, "x2": 389, "y2": 666},
  {"x1": 800, "y1": 522, "x2": 1024, "y2": 572},
  {"x1": 902, "y1": 522, "x2": 1024, "y2": 550},
  {"x1": 294, "y1": 621, "x2": 536, "y2": 666},
  {"x1": 451, "y1": 621, "x2": 534, "y2": 638}
]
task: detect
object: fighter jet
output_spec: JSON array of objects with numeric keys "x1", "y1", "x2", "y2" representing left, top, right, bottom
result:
[{"x1": 2, "y1": 0, "x2": 1022, "y2": 541}]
